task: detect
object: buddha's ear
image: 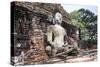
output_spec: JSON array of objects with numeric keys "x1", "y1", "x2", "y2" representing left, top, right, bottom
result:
[{"x1": 53, "y1": 18, "x2": 55, "y2": 24}]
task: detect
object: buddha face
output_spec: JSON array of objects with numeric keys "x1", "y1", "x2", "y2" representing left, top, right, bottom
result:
[{"x1": 53, "y1": 12, "x2": 62, "y2": 25}]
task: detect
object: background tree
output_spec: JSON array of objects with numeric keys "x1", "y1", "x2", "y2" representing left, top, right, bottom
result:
[{"x1": 70, "y1": 8, "x2": 97, "y2": 48}]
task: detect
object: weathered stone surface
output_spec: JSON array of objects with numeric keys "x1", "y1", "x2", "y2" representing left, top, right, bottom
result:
[
  {"x1": 14, "y1": 1, "x2": 71, "y2": 24},
  {"x1": 11, "y1": 1, "x2": 79, "y2": 65}
]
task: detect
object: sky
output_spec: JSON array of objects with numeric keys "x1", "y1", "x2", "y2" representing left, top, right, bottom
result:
[{"x1": 61, "y1": 4, "x2": 97, "y2": 15}]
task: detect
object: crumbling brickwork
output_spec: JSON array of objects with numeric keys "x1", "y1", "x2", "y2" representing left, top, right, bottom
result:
[{"x1": 11, "y1": 1, "x2": 79, "y2": 65}]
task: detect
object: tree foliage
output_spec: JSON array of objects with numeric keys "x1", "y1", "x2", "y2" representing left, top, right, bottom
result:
[{"x1": 70, "y1": 8, "x2": 97, "y2": 44}]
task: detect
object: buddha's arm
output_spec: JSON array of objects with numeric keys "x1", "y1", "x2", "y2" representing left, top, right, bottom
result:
[{"x1": 47, "y1": 25, "x2": 54, "y2": 45}]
